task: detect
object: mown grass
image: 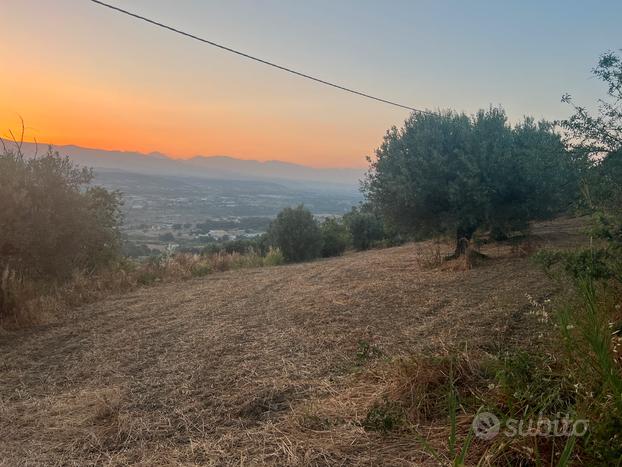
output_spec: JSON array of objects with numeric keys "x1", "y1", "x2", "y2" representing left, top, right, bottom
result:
[
  {"x1": 0, "y1": 248, "x2": 284, "y2": 328},
  {"x1": 356, "y1": 267, "x2": 621, "y2": 464}
]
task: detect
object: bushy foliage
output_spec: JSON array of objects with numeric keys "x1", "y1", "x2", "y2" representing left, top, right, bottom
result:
[
  {"x1": 561, "y1": 50, "x2": 622, "y2": 265},
  {"x1": 320, "y1": 218, "x2": 350, "y2": 257},
  {"x1": 560, "y1": 50, "x2": 622, "y2": 157},
  {"x1": 267, "y1": 205, "x2": 323, "y2": 262},
  {"x1": 364, "y1": 107, "x2": 583, "y2": 255},
  {"x1": 0, "y1": 146, "x2": 122, "y2": 281},
  {"x1": 199, "y1": 235, "x2": 268, "y2": 256},
  {"x1": 534, "y1": 247, "x2": 620, "y2": 283},
  {"x1": 539, "y1": 51, "x2": 622, "y2": 285},
  {"x1": 262, "y1": 247, "x2": 285, "y2": 266},
  {"x1": 584, "y1": 150, "x2": 622, "y2": 213},
  {"x1": 343, "y1": 206, "x2": 385, "y2": 251}
]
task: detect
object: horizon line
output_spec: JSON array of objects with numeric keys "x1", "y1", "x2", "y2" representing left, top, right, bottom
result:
[{"x1": 6, "y1": 137, "x2": 369, "y2": 171}]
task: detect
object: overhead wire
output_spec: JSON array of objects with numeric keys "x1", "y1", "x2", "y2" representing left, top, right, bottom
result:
[{"x1": 89, "y1": 0, "x2": 429, "y2": 114}]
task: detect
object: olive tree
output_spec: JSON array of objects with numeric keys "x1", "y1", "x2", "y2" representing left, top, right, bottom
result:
[{"x1": 364, "y1": 107, "x2": 580, "y2": 257}]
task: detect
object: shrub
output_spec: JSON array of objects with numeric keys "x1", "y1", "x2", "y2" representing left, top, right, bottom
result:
[
  {"x1": 343, "y1": 207, "x2": 385, "y2": 251},
  {"x1": 499, "y1": 214, "x2": 622, "y2": 464},
  {"x1": 485, "y1": 277, "x2": 622, "y2": 465},
  {"x1": 201, "y1": 243, "x2": 224, "y2": 255},
  {"x1": 230, "y1": 251, "x2": 264, "y2": 269},
  {"x1": 558, "y1": 279, "x2": 622, "y2": 460},
  {"x1": 190, "y1": 263, "x2": 213, "y2": 277},
  {"x1": 0, "y1": 146, "x2": 122, "y2": 322},
  {"x1": 263, "y1": 247, "x2": 285, "y2": 266},
  {"x1": 533, "y1": 212, "x2": 622, "y2": 284},
  {"x1": 254, "y1": 233, "x2": 271, "y2": 256},
  {"x1": 320, "y1": 218, "x2": 350, "y2": 257},
  {"x1": 267, "y1": 205, "x2": 323, "y2": 262},
  {"x1": 0, "y1": 147, "x2": 122, "y2": 281},
  {"x1": 533, "y1": 248, "x2": 617, "y2": 282}
]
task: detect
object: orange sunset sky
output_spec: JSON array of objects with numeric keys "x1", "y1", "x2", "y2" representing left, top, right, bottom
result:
[{"x1": 1, "y1": 1, "x2": 619, "y2": 168}]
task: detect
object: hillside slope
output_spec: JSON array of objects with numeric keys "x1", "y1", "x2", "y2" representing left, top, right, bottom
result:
[{"x1": 0, "y1": 218, "x2": 585, "y2": 465}]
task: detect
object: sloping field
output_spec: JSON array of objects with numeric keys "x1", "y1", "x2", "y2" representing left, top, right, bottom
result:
[{"x1": 0, "y1": 218, "x2": 585, "y2": 466}]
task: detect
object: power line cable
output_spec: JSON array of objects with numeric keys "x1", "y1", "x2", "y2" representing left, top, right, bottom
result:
[{"x1": 89, "y1": 0, "x2": 428, "y2": 113}]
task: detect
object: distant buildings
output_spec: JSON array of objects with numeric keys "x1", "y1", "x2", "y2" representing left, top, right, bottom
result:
[{"x1": 208, "y1": 230, "x2": 229, "y2": 240}]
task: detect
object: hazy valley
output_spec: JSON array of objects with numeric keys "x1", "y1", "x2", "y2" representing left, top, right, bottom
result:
[{"x1": 20, "y1": 142, "x2": 363, "y2": 251}]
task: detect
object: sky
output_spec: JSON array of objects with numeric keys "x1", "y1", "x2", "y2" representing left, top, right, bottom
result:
[{"x1": 1, "y1": 1, "x2": 620, "y2": 168}]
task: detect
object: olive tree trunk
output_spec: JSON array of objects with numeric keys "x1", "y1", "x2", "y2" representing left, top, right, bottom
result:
[{"x1": 452, "y1": 225, "x2": 477, "y2": 259}]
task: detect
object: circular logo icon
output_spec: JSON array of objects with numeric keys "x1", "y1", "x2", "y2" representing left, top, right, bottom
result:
[{"x1": 472, "y1": 412, "x2": 500, "y2": 440}]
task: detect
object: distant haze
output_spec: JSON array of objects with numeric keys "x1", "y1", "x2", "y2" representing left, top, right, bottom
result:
[{"x1": 18, "y1": 142, "x2": 365, "y2": 187}]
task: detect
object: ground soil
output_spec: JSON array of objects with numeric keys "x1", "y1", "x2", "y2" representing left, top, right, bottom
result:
[{"x1": 0, "y1": 217, "x2": 586, "y2": 466}]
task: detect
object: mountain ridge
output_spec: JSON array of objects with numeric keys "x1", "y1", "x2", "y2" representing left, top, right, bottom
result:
[{"x1": 17, "y1": 142, "x2": 365, "y2": 186}]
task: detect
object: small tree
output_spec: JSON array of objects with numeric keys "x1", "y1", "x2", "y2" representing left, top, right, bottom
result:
[
  {"x1": 268, "y1": 205, "x2": 322, "y2": 262},
  {"x1": 320, "y1": 218, "x2": 350, "y2": 257},
  {"x1": 561, "y1": 50, "x2": 622, "y2": 215},
  {"x1": 561, "y1": 51, "x2": 622, "y2": 266},
  {"x1": 561, "y1": 51, "x2": 622, "y2": 157}
]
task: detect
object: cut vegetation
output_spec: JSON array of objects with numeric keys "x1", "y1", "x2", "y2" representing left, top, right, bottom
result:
[{"x1": 0, "y1": 218, "x2": 585, "y2": 465}]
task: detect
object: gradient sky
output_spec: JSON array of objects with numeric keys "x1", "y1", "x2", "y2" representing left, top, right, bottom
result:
[{"x1": 1, "y1": 1, "x2": 620, "y2": 167}]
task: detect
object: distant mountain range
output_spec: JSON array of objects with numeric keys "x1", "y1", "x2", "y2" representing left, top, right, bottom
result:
[{"x1": 18, "y1": 142, "x2": 365, "y2": 187}]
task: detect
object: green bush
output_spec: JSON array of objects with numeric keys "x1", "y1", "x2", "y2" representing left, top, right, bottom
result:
[
  {"x1": 320, "y1": 218, "x2": 350, "y2": 257},
  {"x1": 343, "y1": 207, "x2": 385, "y2": 251},
  {"x1": 533, "y1": 211, "x2": 622, "y2": 284},
  {"x1": 0, "y1": 146, "x2": 122, "y2": 281},
  {"x1": 533, "y1": 248, "x2": 617, "y2": 282},
  {"x1": 267, "y1": 205, "x2": 323, "y2": 262}
]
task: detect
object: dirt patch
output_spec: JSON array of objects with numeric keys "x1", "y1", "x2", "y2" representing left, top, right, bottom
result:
[{"x1": 237, "y1": 386, "x2": 303, "y2": 422}]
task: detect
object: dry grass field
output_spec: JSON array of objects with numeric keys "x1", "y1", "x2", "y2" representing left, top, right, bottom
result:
[{"x1": 0, "y1": 218, "x2": 586, "y2": 466}]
